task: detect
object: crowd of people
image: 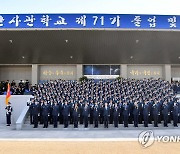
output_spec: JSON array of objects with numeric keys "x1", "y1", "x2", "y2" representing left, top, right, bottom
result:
[
  {"x1": 27, "y1": 78, "x2": 180, "y2": 128},
  {"x1": 0, "y1": 80, "x2": 35, "y2": 95}
]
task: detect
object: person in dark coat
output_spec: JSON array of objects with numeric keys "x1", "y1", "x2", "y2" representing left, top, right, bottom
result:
[
  {"x1": 93, "y1": 102, "x2": 99, "y2": 128},
  {"x1": 62, "y1": 101, "x2": 70, "y2": 128},
  {"x1": 41, "y1": 101, "x2": 49, "y2": 128},
  {"x1": 113, "y1": 103, "x2": 119, "y2": 128},
  {"x1": 52, "y1": 102, "x2": 59, "y2": 128},
  {"x1": 123, "y1": 101, "x2": 129, "y2": 127},
  {"x1": 103, "y1": 102, "x2": 110, "y2": 128},
  {"x1": 90, "y1": 101, "x2": 94, "y2": 124},
  {"x1": 109, "y1": 100, "x2": 114, "y2": 124},
  {"x1": 27, "y1": 98, "x2": 34, "y2": 124},
  {"x1": 143, "y1": 100, "x2": 149, "y2": 127},
  {"x1": 138, "y1": 99, "x2": 144, "y2": 124},
  {"x1": 99, "y1": 102, "x2": 104, "y2": 124},
  {"x1": 173, "y1": 102, "x2": 179, "y2": 127},
  {"x1": 133, "y1": 102, "x2": 139, "y2": 127},
  {"x1": 152, "y1": 100, "x2": 159, "y2": 127},
  {"x1": 59, "y1": 100, "x2": 64, "y2": 124},
  {"x1": 82, "y1": 103, "x2": 89, "y2": 128},
  {"x1": 5, "y1": 102, "x2": 13, "y2": 126},
  {"x1": 162, "y1": 100, "x2": 169, "y2": 127},
  {"x1": 32, "y1": 101, "x2": 40, "y2": 128},
  {"x1": 79, "y1": 101, "x2": 84, "y2": 124},
  {"x1": 73, "y1": 103, "x2": 79, "y2": 128}
]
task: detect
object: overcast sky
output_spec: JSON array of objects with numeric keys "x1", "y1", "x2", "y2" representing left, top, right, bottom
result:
[{"x1": 0, "y1": 0, "x2": 179, "y2": 15}]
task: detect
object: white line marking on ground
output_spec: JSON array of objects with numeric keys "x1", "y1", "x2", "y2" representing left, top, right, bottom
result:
[{"x1": 0, "y1": 138, "x2": 138, "y2": 141}]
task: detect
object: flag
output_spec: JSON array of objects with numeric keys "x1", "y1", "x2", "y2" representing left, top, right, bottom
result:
[{"x1": 5, "y1": 83, "x2": 11, "y2": 105}]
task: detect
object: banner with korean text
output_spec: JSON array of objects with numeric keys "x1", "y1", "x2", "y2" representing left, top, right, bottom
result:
[{"x1": 0, "y1": 14, "x2": 178, "y2": 29}]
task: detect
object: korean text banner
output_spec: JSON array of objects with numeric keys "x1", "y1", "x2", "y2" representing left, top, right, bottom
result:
[{"x1": 0, "y1": 14, "x2": 178, "y2": 29}]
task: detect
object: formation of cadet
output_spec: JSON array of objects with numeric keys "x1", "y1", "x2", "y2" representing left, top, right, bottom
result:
[{"x1": 27, "y1": 78, "x2": 180, "y2": 128}]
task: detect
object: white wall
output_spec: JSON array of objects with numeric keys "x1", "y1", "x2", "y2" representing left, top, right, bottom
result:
[
  {"x1": 0, "y1": 95, "x2": 32, "y2": 124},
  {"x1": 171, "y1": 66, "x2": 180, "y2": 78},
  {"x1": 0, "y1": 65, "x2": 32, "y2": 83}
]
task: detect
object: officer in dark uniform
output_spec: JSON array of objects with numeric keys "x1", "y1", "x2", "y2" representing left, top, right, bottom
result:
[
  {"x1": 109, "y1": 100, "x2": 114, "y2": 124},
  {"x1": 152, "y1": 100, "x2": 159, "y2": 127},
  {"x1": 69, "y1": 99, "x2": 74, "y2": 124},
  {"x1": 59, "y1": 99, "x2": 64, "y2": 124},
  {"x1": 32, "y1": 101, "x2": 40, "y2": 128},
  {"x1": 93, "y1": 102, "x2": 99, "y2": 128},
  {"x1": 5, "y1": 102, "x2": 13, "y2": 126},
  {"x1": 118, "y1": 100, "x2": 123, "y2": 124},
  {"x1": 73, "y1": 103, "x2": 79, "y2": 128},
  {"x1": 162, "y1": 100, "x2": 169, "y2": 127},
  {"x1": 138, "y1": 98, "x2": 144, "y2": 124},
  {"x1": 42, "y1": 101, "x2": 49, "y2": 128},
  {"x1": 82, "y1": 102, "x2": 89, "y2": 128},
  {"x1": 49, "y1": 100, "x2": 54, "y2": 124},
  {"x1": 113, "y1": 102, "x2": 119, "y2": 128},
  {"x1": 99, "y1": 101, "x2": 104, "y2": 124},
  {"x1": 123, "y1": 101, "x2": 129, "y2": 127},
  {"x1": 52, "y1": 101, "x2": 59, "y2": 128},
  {"x1": 79, "y1": 101, "x2": 84, "y2": 124},
  {"x1": 90, "y1": 100, "x2": 94, "y2": 124},
  {"x1": 143, "y1": 100, "x2": 149, "y2": 127},
  {"x1": 103, "y1": 102, "x2": 110, "y2": 128},
  {"x1": 173, "y1": 102, "x2": 179, "y2": 127},
  {"x1": 27, "y1": 98, "x2": 34, "y2": 124},
  {"x1": 62, "y1": 101, "x2": 70, "y2": 128},
  {"x1": 133, "y1": 102, "x2": 139, "y2": 127}
]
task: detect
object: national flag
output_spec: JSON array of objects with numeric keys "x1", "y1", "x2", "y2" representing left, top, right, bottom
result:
[{"x1": 5, "y1": 83, "x2": 11, "y2": 105}]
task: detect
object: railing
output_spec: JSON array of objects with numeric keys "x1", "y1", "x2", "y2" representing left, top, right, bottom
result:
[{"x1": 16, "y1": 106, "x2": 29, "y2": 130}]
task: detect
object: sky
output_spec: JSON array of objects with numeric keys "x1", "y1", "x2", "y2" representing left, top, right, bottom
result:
[{"x1": 0, "y1": 0, "x2": 180, "y2": 15}]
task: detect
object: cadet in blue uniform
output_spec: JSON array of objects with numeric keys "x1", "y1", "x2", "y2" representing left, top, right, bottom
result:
[
  {"x1": 32, "y1": 101, "x2": 40, "y2": 128},
  {"x1": 123, "y1": 101, "x2": 129, "y2": 127},
  {"x1": 73, "y1": 103, "x2": 79, "y2": 128},
  {"x1": 99, "y1": 102, "x2": 104, "y2": 124},
  {"x1": 113, "y1": 103, "x2": 119, "y2": 128},
  {"x1": 162, "y1": 100, "x2": 169, "y2": 127},
  {"x1": 133, "y1": 102, "x2": 139, "y2": 127},
  {"x1": 5, "y1": 102, "x2": 13, "y2": 126},
  {"x1": 103, "y1": 102, "x2": 110, "y2": 128},
  {"x1": 173, "y1": 102, "x2": 179, "y2": 127},
  {"x1": 42, "y1": 101, "x2": 49, "y2": 128},
  {"x1": 143, "y1": 100, "x2": 149, "y2": 127},
  {"x1": 27, "y1": 98, "x2": 34, "y2": 124},
  {"x1": 138, "y1": 98, "x2": 144, "y2": 124},
  {"x1": 79, "y1": 101, "x2": 84, "y2": 124},
  {"x1": 59, "y1": 100, "x2": 64, "y2": 124},
  {"x1": 152, "y1": 100, "x2": 159, "y2": 127},
  {"x1": 90, "y1": 101, "x2": 94, "y2": 124},
  {"x1": 52, "y1": 101, "x2": 59, "y2": 128},
  {"x1": 62, "y1": 101, "x2": 70, "y2": 128},
  {"x1": 109, "y1": 100, "x2": 114, "y2": 124},
  {"x1": 93, "y1": 102, "x2": 99, "y2": 128},
  {"x1": 83, "y1": 103, "x2": 89, "y2": 128}
]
